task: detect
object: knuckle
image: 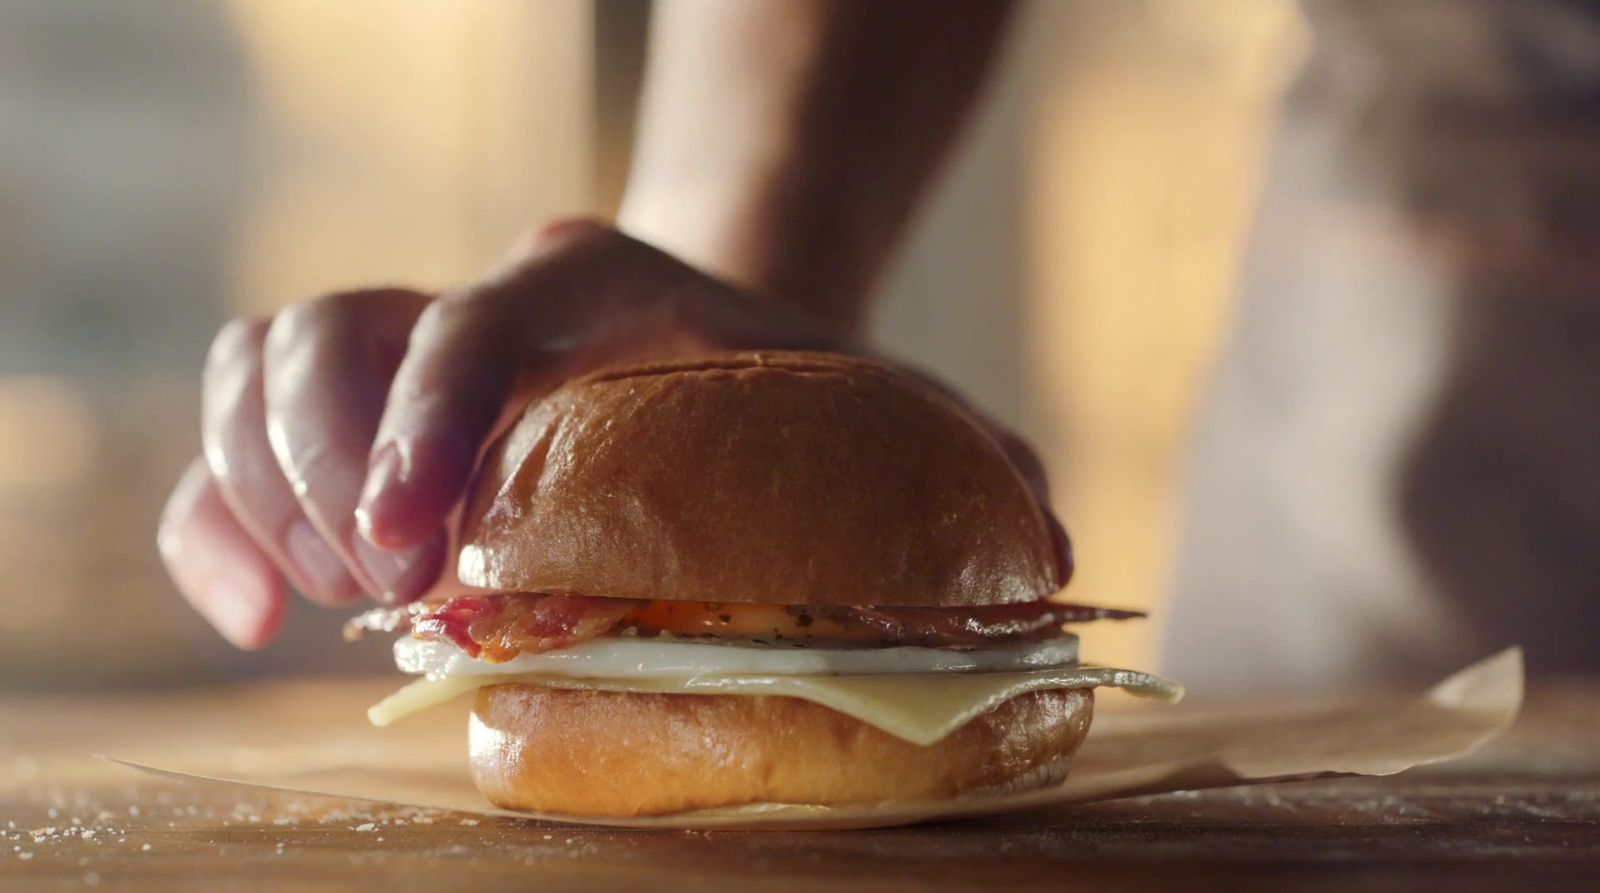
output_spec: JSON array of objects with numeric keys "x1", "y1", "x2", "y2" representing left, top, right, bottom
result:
[
  {"x1": 517, "y1": 216, "x2": 615, "y2": 256},
  {"x1": 413, "y1": 289, "x2": 496, "y2": 342},
  {"x1": 202, "y1": 320, "x2": 267, "y2": 436},
  {"x1": 263, "y1": 303, "x2": 322, "y2": 361},
  {"x1": 262, "y1": 291, "x2": 368, "y2": 370},
  {"x1": 205, "y1": 317, "x2": 268, "y2": 374},
  {"x1": 267, "y1": 287, "x2": 429, "y2": 368},
  {"x1": 414, "y1": 293, "x2": 464, "y2": 327},
  {"x1": 269, "y1": 292, "x2": 350, "y2": 343},
  {"x1": 494, "y1": 220, "x2": 630, "y2": 291},
  {"x1": 267, "y1": 287, "x2": 398, "y2": 341}
]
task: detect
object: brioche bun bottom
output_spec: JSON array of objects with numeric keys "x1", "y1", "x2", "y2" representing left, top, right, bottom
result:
[{"x1": 468, "y1": 685, "x2": 1093, "y2": 817}]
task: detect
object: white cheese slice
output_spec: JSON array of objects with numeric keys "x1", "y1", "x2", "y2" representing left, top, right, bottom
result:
[
  {"x1": 395, "y1": 634, "x2": 1081, "y2": 678},
  {"x1": 367, "y1": 666, "x2": 1183, "y2": 746}
]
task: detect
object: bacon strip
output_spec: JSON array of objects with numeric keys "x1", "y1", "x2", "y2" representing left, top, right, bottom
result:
[
  {"x1": 411, "y1": 593, "x2": 643, "y2": 662},
  {"x1": 350, "y1": 593, "x2": 1146, "y2": 662},
  {"x1": 809, "y1": 601, "x2": 1145, "y2": 648}
]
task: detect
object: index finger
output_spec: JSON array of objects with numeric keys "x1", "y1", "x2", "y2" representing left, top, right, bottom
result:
[{"x1": 354, "y1": 224, "x2": 713, "y2": 550}]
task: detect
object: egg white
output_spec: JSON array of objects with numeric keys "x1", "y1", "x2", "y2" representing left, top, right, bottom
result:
[{"x1": 395, "y1": 633, "x2": 1081, "y2": 679}]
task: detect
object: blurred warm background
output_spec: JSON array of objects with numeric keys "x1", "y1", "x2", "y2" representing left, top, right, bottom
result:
[{"x1": 0, "y1": 0, "x2": 1303, "y2": 691}]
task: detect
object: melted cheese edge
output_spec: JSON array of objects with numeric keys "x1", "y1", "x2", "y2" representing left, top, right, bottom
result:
[{"x1": 368, "y1": 666, "x2": 1183, "y2": 746}]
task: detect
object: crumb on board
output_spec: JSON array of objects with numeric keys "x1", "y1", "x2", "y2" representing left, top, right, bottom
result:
[{"x1": 0, "y1": 791, "x2": 463, "y2": 860}]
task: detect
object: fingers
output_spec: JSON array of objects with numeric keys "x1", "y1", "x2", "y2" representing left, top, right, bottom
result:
[
  {"x1": 356, "y1": 221, "x2": 836, "y2": 550},
  {"x1": 356, "y1": 224, "x2": 678, "y2": 550},
  {"x1": 157, "y1": 458, "x2": 287, "y2": 649},
  {"x1": 888, "y1": 364, "x2": 1073, "y2": 581},
  {"x1": 903, "y1": 364, "x2": 1074, "y2": 587},
  {"x1": 1044, "y1": 513, "x2": 1075, "y2": 588},
  {"x1": 353, "y1": 288, "x2": 526, "y2": 551},
  {"x1": 202, "y1": 318, "x2": 361, "y2": 606},
  {"x1": 262, "y1": 288, "x2": 446, "y2": 604},
  {"x1": 183, "y1": 218, "x2": 1068, "y2": 628},
  {"x1": 986, "y1": 426, "x2": 1074, "y2": 587},
  {"x1": 987, "y1": 427, "x2": 1049, "y2": 506}
]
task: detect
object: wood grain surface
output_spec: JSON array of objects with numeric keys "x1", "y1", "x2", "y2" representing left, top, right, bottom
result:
[{"x1": 2, "y1": 681, "x2": 1597, "y2": 893}]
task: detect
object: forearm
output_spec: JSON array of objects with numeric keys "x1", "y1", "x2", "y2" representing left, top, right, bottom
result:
[{"x1": 617, "y1": 0, "x2": 1015, "y2": 334}]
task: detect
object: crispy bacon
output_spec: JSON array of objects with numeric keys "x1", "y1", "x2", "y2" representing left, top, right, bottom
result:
[
  {"x1": 352, "y1": 593, "x2": 1145, "y2": 663},
  {"x1": 412, "y1": 594, "x2": 643, "y2": 662},
  {"x1": 808, "y1": 601, "x2": 1144, "y2": 648}
]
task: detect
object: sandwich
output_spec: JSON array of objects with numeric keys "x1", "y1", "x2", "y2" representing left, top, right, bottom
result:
[{"x1": 354, "y1": 351, "x2": 1179, "y2": 817}]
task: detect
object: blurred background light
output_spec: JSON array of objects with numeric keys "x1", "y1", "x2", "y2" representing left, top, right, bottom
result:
[
  {"x1": 0, "y1": 376, "x2": 97, "y2": 490},
  {"x1": 222, "y1": 0, "x2": 595, "y2": 315},
  {"x1": 0, "y1": 0, "x2": 1301, "y2": 689}
]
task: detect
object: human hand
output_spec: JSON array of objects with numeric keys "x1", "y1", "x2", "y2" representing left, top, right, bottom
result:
[{"x1": 157, "y1": 221, "x2": 1068, "y2": 648}]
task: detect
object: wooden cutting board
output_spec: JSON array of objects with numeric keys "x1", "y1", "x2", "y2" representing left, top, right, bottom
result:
[{"x1": 2, "y1": 680, "x2": 1598, "y2": 892}]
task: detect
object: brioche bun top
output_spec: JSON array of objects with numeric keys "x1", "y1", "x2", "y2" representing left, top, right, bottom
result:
[{"x1": 457, "y1": 351, "x2": 1057, "y2": 607}]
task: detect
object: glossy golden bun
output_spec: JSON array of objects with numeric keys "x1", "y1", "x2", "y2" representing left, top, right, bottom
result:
[
  {"x1": 457, "y1": 351, "x2": 1056, "y2": 606},
  {"x1": 469, "y1": 685, "x2": 1093, "y2": 817}
]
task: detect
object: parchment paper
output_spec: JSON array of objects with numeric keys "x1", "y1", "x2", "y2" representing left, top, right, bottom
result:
[{"x1": 109, "y1": 647, "x2": 1522, "y2": 830}]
